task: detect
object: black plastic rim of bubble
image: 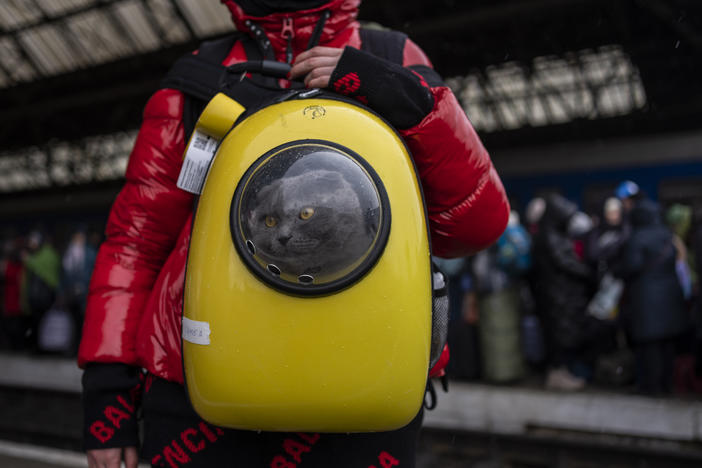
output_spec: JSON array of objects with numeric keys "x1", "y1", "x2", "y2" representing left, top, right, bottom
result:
[{"x1": 229, "y1": 139, "x2": 391, "y2": 297}]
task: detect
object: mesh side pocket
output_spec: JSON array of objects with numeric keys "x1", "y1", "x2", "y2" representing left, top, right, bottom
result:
[{"x1": 429, "y1": 265, "x2": 450, "y2": 369}]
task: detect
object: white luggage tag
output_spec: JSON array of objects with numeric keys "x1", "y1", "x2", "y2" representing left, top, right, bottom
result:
[
  {"x1": 177, "y1": 129, "x2": 220, "y2": 194},
  {"x1": 176, "y1": 93, "x2": 246, "y2": 194}
]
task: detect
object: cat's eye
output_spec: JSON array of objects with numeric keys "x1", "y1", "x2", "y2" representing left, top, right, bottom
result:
[
  {"x1": 265, "y1": 216, "x2": 277, "y2": 227},
  {"x1": 300, "y1": 207, "x2": 315, "y2": 220}
]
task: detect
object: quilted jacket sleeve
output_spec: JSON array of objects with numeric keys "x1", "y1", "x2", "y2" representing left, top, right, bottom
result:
[
  {"x1": 78, "y1": 89, "x2": 194, "y2": 368},
  {"x1": 401, "y1": 39, "x2": 510, "y2": 258}
]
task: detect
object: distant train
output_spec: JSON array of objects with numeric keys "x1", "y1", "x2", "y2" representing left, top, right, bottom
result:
[{"x1": 491, "y1": 130, "x2": 702, "y2": 215}]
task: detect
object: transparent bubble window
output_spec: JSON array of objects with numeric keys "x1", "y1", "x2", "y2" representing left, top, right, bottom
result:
[{"x1": 231, "y1": 141, "x2": 390, "y2": 296}]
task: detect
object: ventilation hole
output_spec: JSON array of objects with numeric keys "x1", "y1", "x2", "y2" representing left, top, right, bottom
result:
[
  {"x1": 267, "y1": 264, "x2": 281, "y2": 276},
  {"x1": 298, "y1": 275, "x2": 314, "y2": 284},
  {"x1": 246, "y1": 240, "x2": 256, "y2": 255}
]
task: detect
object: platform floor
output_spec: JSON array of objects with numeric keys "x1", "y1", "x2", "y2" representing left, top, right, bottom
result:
[
  {"x1": 1, "y1": 352, "x2": 701, "y2": 444},
  {"x1": 425, "y1": 381, "x2": 702, "y2": 442},
  {"x1": 0, "y1": 440, "x2": 148, "y2": 468}
]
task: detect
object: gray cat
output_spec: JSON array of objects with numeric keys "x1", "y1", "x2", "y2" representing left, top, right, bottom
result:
[{"x1": 247, "y1": 169, "x2": 373, "y2": 280}]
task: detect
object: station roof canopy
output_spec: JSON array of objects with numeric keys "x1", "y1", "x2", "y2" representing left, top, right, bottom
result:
[{"x1": 0, "y1": 0, "x2": 699, "y2": 152}]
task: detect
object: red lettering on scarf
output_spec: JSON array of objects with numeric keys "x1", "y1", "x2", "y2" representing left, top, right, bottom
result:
[
  {"x1": 104, "y1": 405, "x2": 130, "y2": 429},
  {"x1": 270, "y1": 432, "x2": 320, "y2": 467},
  {"x1": 89, "y1": 421, "x2": 114, "y2": 443},
  {"x1": 379, "y1": 451, "x2": 400, "y2": 468},
  {"x1": 163, "y1": 441, "x2": 191, "y2": 468},
  {"x1": 296, "y1": 433, "x2": 320, "y2": 445},
  {"x1": 154, "y1": 422, "x2": 224, "y2": 466},
  {"x1": 283, "y1": 438, "x2": 311, "y2": 463},
  {"x1": 199, "y1": 421, "x2": 219, "y2": 443},
  {"x1": 117, "y1": 394, "x2": 135, "y2": 413},
  {"x1": 369, "y1": 451, "x2": 400, "y2": 468},
  {"x1": 181, "y1": 427, "x2": 205, "y2": 453},
  {"x1": 271, "y1": 455, "x2": 296, "y2": 468}
]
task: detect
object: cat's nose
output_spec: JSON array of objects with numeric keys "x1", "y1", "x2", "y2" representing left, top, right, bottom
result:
[{"x1": 278, "y1": 235, "x2": 292, "y2": 246}]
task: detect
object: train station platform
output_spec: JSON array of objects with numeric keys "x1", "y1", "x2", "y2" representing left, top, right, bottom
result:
[
  {"x1": 425, "y1": 381, "x2": 702, "y2": 443},
  {"x1": 0, "y1": 353, "x2": 701, "y2": 463}
]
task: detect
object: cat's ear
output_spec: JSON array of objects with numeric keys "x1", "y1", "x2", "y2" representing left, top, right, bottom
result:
[
  {"x1": 256, "y1": 180, "x2": 280, "y2": 204},
  {"x1": 314, "y1": 170, "x2": 345, "y2": 192}
]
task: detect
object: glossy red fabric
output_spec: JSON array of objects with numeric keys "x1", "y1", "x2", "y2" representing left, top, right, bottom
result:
[
  {"x1": 221, "y1": 0, "x2": 361, "y2": 62},
  {"x1": 78, "y1": 2, "x2": 509, "y2": 383}
]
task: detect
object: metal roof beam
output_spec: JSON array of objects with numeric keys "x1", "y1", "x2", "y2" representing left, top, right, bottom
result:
[
  {"x1": 166, "y1": 0, "x2": 196, "y2": 39},
  {"x1": 138, "y1": 0, "x2": 169, "y2": 44},
  {"x1": 0, "y1": 0, "x2": 122, "y2": 36},
  {"x1": 99, "y1": 2, "x2": 142, "y2": 53},
  {"x1": 27, "y1": 0, "x2": 93, "y2": 69}
]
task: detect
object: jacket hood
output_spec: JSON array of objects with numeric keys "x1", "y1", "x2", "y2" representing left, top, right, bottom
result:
[
  {"x1": 630, "y1": 199, "x2": 662, "y2": 227},
  {"x1": 220, "y1": 0, "x2": 360, "y2": 59}
]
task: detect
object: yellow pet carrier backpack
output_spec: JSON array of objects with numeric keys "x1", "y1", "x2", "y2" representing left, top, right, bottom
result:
[{"x1": 162, "y1": 30, "x2": 448, "y2": 433}]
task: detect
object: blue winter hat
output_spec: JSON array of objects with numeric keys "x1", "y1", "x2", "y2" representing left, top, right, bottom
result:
[{"x1": 615, "y1": 180, "x2": 639, "y2": 199}]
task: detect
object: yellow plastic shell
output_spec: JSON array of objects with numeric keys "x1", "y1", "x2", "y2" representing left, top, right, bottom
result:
[
  {"x1": 184, "y1": 95, "x2": 431, "y2": 432},
  {"x1": 183, "y1": 92, "x2": 245, "y2": 155}
]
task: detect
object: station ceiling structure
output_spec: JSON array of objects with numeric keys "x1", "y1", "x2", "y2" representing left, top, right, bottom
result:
[{"x1": 0, "y1": 0, "x2": 699, "y2": 194}]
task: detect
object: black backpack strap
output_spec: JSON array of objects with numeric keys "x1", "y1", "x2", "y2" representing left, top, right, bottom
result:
[
  {"x1": 240, "y1": 35, "x2": 279, "y2": 89},
  {"x1": 359, "y1": 28, "x2": 407, "y2": 65},
  {"x1": 161, "y1": 33, "x2": 253, "y2": 142},
  {"x1": 161, "y1": 34, "x2": 242, "y2": 100}
]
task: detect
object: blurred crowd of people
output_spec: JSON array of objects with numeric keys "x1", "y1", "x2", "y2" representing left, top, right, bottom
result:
[
  {"x1": 0, "y1": 227, "x2": 99, "y2": 356},
  {"x1": 440, "y1": 181, "x2": 702, "y2": 396},
  {"x1": 3, "y1": 182, "x2": 701, "y2": 399}
]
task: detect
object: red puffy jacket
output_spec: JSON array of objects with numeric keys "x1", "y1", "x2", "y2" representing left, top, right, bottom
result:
[{"x1": 78, "y1": 0, "x2": 509, "y2": 383}]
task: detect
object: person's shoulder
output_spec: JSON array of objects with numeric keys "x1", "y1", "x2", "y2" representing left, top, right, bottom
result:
[{"x1": 143, "y1": 88, "x2": 184, "y2": 121}]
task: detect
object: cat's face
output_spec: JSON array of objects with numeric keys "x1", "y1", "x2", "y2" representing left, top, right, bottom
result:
[{"x1": 246, "y1": 169, "x2": 369, "y2": 277}]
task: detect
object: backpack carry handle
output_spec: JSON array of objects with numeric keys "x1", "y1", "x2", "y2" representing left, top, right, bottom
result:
[{"x1": 225, "y1": 60, "x2": 292, "y2": 80}]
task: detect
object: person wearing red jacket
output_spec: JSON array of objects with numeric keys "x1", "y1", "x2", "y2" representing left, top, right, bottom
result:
[{"x1": 79, "y1": 1, "x2": 509, "y2": 467}]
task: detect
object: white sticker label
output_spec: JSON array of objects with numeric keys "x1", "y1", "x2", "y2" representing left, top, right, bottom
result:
[
  {"x1": 182, "y1": 317, "x2": 211, "y2": 345},
  {"x1": 177, "y1": 129, "x2": 219, "y2": 194}
]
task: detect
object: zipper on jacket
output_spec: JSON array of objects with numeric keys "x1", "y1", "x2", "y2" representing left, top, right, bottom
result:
[{"x1": 282, "y1": 17, "x2": 295, "y2": 64}]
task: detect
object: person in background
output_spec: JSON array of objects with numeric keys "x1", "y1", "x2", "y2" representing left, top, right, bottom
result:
[
  {"x1": 586, "y1": 197, "x2": 629, "y2": 279},
  {"x1": 525, "y1": 197, "x2": 546, "y2": 236},
  {"x1": 619, "y1": 199, "x2": 689, "y2": 394},
  {"x1": 61, "y1": 229, "x2": 97, "y2": 355},
  {"x1": 438, "y1": 257, "x2": 482, "y2": 381},
  {"x1": 22, "y1": 230, "x2": 60, "y2": 352},
  {"x1": 615, "y1": 180, "x2": 642, "y2": 214},
  {"x1": 496, "y1": 211, "x2": 532, "y2": 277},
  {"x1": 665, "y1": 203, "x2": 695, "y2": 301},
  {"x1": 1, "y1": 237, "x2": 26, "y2": 350},
  {"x1": 472, "y1": 211, "x2": 532, "y2": 384},
  {"x1": 692, "y1": 205, "x2": 702, "y2": 379},
  {"x1": 531, "y1": 194, "x2": 596, "y2": 391}
]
